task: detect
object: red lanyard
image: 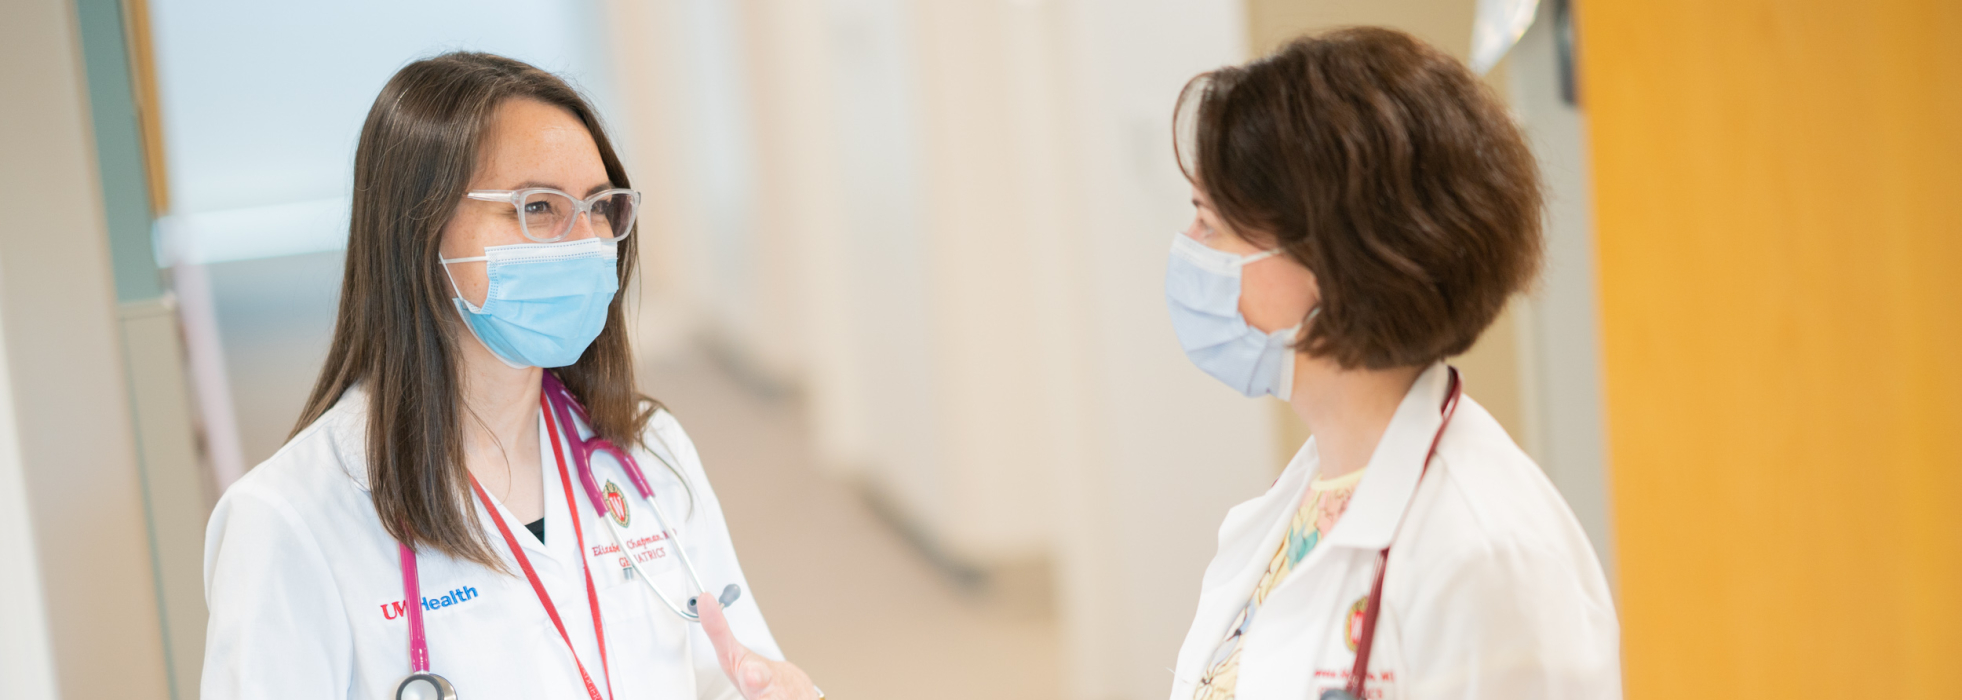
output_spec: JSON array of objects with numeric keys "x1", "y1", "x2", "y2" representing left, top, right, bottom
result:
[{"x1": 466, "y1": 392, "x2": 615, "y2": 700}]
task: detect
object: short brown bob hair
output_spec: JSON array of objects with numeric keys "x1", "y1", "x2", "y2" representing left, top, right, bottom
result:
[{"x1": 1176, "y1": 27, "x2": 1542, "y2": 370}]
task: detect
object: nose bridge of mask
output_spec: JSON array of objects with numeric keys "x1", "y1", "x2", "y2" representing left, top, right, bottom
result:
[
  {"x1": 440, "y1": 238, "x2": 616, "y2": 312},
  {"x1": 1169, "y1": 232, "x2": 1280, "y2": 277},
  {"x1": 1166, "y1": 234, "x2": 1285, "y2": 326},
  {"x1": 481, "y1": 237, "x2": 616, "y2": 264}
]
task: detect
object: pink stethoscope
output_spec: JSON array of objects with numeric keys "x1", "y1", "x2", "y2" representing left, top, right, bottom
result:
[
  {"x1": 392, "y1": 373, "x2": 741, "y2": 700},
  {"x1": 537, "y1": 371, "x2": 743, "y2": 620}
]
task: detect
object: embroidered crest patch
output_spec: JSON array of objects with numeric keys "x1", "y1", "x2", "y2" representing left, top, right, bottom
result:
[
  {"x1": 602, "y1": 480, "x2": 631, "y2": 527},
  {"x1": 1344, "y1": 595, "x2": 1369, "y2": 652}
]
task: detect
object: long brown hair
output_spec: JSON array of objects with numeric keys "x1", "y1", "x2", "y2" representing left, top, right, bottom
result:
[{"x1": 293, "y1": 52, "x2": 657, "y2": 569}]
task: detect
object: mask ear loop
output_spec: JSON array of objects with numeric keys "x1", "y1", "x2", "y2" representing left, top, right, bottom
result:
[
  {"x1": 1240, "y1": 248, "x2": 1282, "y2": 266},
  {"x1": 438, "y1": 254, "x2": 489, "y2": 312},
  {"x1": 1273, "y1": 307, "x2": 1320, "y2": 401},
  {"x1": 438, "y1": 253, "x2": 529, "y2": 370}
]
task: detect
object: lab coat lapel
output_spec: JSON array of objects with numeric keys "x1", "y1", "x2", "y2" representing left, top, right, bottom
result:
[
  {"x1": 522, "y1": 410, "x2": 575, "y2": 566},
  {"x1": 1172, "y1": 439, "x2": 1321, "y2": 689},
  {"x1": 1320, "y1": 362, "x2": 1452, "y2": 552}
]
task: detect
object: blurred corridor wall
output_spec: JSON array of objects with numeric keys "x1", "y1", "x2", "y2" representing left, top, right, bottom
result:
[
  {"x1": 604, "y1": 2, "x2": 1274, "y2": 697},
  {"x1": 1582, "y1": 1, "x2": 1962, "y2": 698},
  {"x1": 1, "y1": 0, "x2": 172, "y2": 697}
]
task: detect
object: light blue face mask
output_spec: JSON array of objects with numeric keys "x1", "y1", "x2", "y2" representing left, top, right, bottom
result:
[
  {"x1": 441, "y1": 237, "x2": 619, "y2": 369},
  {"x1": 1165, "y1": 232, "x2": 1302, "y2": 399}
]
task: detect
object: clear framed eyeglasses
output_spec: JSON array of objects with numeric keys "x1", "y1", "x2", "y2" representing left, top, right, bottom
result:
[{"x1": 465, "y1": 187, "x2": 641, "y2": 243}]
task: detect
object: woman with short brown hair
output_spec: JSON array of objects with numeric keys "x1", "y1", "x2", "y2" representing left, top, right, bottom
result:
[{"x1": 1163, "y1": 27, "x2": 1620, "y2": 699}]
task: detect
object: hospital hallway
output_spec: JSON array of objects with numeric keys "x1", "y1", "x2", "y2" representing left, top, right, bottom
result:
[
  {"x1": 635, "y1": 350, "x2": 1064, "y2": 700},
  {"x1": 17, "y1": 0, "x2": 1960, "y2": 697}
]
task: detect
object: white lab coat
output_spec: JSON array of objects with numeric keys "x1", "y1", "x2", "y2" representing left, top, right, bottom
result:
[
  {"x1": 1168, "y1": 364, "x2": 1621, "y2": 700},
  {"x1": 202, "y1": 385, "x2": 782, "y2": 699}
]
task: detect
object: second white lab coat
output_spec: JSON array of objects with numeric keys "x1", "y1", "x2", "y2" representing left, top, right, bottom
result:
[
  {"x1": 1168, "y1": 364, "x2": 1622, "y2": 699},
  {"x1": 202, "y1": 384, "x2": 782, "y2": 700}
]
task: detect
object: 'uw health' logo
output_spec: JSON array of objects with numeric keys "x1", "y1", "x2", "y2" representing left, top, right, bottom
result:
[
  {"x1": 602, "y1": 481, "x2": 631, "y2": 526},
  {"x1": 380, "y1": 586, "x2": 479, "y2": 620}
]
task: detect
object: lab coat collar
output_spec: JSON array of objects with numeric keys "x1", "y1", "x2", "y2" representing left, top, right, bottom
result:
[
  {"x1": 1319, "y1": 362, "x2": 1453, "y2": 551},
  {"x1": 1208, "y1": 441, "x2": 1322, "y2": 586},
  {"x1": 322, "y1": 384, "x2": 372, "y2": 492},
  {"x1": 1170, "y1": 424, "x2": 1326, "y2": 694}
]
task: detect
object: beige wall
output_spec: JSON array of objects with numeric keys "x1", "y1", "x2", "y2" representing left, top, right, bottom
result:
[
  {"x1": 1248, "y1": 0, "x2": 1475, "y2": 59},
  {"x1": 119, "y1": 298, "x2": 210, "y2": 699},
  {"x1": 0, "y1": 0, "x2": 173, "y2": 697},
  {"x1": 0, "y1": 278, "x2": 60, "y2": 700}
]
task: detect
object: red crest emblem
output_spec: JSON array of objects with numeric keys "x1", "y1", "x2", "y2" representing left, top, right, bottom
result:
[
  {"x1": 1344, "y1": 596, "x2": 1369, "y2": 652},
  {"x1": 602, "y1": 481, "x2": 630, "y2": 526}
]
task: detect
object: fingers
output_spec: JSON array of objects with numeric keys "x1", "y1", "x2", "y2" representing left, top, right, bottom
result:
[
  {"x1": 696, "y1": 597, "x2": 747, "y2": 679},
  {"x1": 698, "y1": 597, "x2": 823, "y2": 700},
  {"x1": 697, "y1": 596, "x2": 775, "y2": 698}
]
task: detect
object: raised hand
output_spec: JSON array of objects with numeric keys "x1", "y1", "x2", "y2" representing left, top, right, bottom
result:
[{"x1": 697, "y1": 596, "x2": 821, "y2": 700}]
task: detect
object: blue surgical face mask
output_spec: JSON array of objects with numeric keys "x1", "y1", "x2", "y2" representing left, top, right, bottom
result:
[
  {"x1": 441, "y1": 237, "x2": 619, "y2": 369},
  {"x1": 1165, "y1": 232, "x2": 1302, "y2": 399}
]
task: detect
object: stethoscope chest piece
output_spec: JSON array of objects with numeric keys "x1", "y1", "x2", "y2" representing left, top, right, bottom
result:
[
  {"x1": 397, "y1": 672, "x2": 457, "y2": 700},
  {"x1": 685, "y1": 583, "x2": 744, "y2": 619}
]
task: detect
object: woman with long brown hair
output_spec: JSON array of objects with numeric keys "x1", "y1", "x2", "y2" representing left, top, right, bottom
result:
[{"x1": 201, "y1": 53, "x2": 818, "y2": 700}]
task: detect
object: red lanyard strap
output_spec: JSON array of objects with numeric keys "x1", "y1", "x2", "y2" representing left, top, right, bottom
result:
[
  {"x1": 1344, "y1": 367, "x2": 1462, "y2": 698},
  {"x1": 460, "y1": 389, "x2": 616, "y2": 700},
  {"x1": 540, "y1": 391, "x2": 615, "y2": 700},
  {"x1": 472, "y1": 475, "x2": 609, "y2": 700}
]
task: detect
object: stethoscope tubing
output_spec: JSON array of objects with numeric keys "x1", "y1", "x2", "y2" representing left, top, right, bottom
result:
[
  {"x1": 398, "y1": 526, "x2": 459, "y2": 699},
  {"x1": 542, "y1": 373, "x2": 738, "y2": 622},
  {"x1": 598, "y1": 491, "x2": 728, "y2": 621}
]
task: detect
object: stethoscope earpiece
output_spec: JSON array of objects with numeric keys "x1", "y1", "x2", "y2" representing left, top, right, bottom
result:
[{"x1": 396, "y1": 672, "x2": 457, "y2": 700}]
